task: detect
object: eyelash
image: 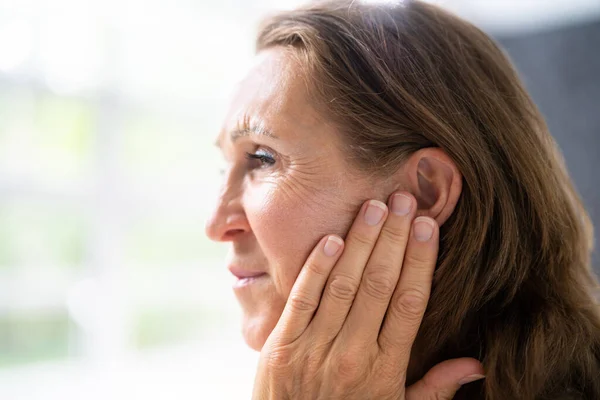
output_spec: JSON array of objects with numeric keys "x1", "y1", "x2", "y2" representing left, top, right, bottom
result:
[
  {"x1": 245, "y1": 148, "x2": 276, "y2": 168},
  {"x1": 217, "y1": 147, "x2": 276, "y2": 176}
]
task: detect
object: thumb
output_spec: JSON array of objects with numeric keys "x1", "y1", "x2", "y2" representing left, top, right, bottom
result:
[{"x1": 405, "y1": 357, "x2": 485, "y2": 400}]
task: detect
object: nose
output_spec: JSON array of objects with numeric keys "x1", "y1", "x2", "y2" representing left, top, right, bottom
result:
[{"x1": 205, "y1": 182, "x2": 251, "y2": 242}]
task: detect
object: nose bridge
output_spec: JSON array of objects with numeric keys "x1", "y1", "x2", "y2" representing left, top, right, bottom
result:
[
  {"x1": 206, "y1": 172, "x2": 244, "y2": 240},
  {"x1": 218, "y1": 170, "x2": 243, "y2": 209}
]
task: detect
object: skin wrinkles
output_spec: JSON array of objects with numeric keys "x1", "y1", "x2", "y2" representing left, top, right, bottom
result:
[
  {"x1": 206, "y1": 47, "x2": 385, "y2": 350},
  {"x1": 279, "y1": 160, "x2": 343, "y2": 216},
  {"x1": 261, "y1": 156, "x2": 348, "y2": 244}
]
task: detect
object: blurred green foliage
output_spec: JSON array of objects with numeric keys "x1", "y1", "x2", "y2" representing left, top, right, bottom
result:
[
  {"x1": 121, "y1": 112, "x2": 204, "y2": 178},
  {"x1": 0, "y1": 311, "x2": 72, "y2": 367},
  {"x1": 0, "y1": 89, "x2": 227, "y2": 368},
  {"x1": 0, "y1": 200, "x2": 87, "y2": 269},
  {"x1": 36, "y1": 94, "x2": 95, "y2": 162},
  {"x1": 134, "y1": 307, "x2": 212, "y2": 349},
  {"x1": 125, "y1": 216, "x2": 225, "y2": 267},
  {"x1": 0, "y1": 89, "x2": 95, "y2": 181}
]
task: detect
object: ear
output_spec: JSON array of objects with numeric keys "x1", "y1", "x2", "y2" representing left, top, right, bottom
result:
[{"x1": 401, "y1": 148, "x2": 462, "y2": 226}]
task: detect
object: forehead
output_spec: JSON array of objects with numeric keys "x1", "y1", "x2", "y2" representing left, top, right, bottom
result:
[{"x1": 221, "y1": 47, "x2": 325, "y2": 142}]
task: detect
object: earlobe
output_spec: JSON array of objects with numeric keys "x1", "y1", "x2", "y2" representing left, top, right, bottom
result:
[{"x1": 408, "y1": 149, "x2": 462, "y2": 225}]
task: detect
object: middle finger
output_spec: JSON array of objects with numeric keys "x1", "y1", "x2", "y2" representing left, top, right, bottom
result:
[
  {"x1": 339, "y1": 191, "x2": 415, "y2": 345},
  {"x1": 308, "y1": 199, "x2": 388, "y2": 342}
]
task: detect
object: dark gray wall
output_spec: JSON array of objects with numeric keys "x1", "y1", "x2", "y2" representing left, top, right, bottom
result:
[{"x1": 494, "y1": 20, "x2": 600, "y2": 273}]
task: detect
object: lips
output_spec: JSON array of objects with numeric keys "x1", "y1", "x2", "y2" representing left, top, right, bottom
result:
[{"x1": 228, "y1": 265, "x2": 266, "y2": 279}]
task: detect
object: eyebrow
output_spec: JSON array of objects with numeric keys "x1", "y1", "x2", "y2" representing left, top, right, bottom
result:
[{"x1": 214, "y1": 125, "x2": 279, "y2": 148}]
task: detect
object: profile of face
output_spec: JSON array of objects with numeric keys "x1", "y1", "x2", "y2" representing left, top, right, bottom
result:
[{"x1": 205, "y1": 47, "x2": 460, "y2": 351}]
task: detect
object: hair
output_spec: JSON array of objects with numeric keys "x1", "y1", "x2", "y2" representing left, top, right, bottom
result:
[{"x1": 255, "y1": 0, "x2": 600, "y2": 399}]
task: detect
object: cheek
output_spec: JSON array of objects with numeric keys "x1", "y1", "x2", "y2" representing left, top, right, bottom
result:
[{"x1": 244, "y1": 182, "x2": 348, "y2": 296}]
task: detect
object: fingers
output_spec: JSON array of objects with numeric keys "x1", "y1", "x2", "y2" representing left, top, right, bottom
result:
[
  {"x1": 309, "y1": 200, "x2": 388, "y2": 342},
  {"x1": 377, "y1": 215, "x2": 439, "y2": 363},
  {"x1": 274, "y1": 234, "x2": 344, "y2": 344},
  {"x1": 405, "y1": 358, "x2": 485, "y2": 400},
  {"x1": 340, "y1": 192, "x2": 416, "y2": 344}
]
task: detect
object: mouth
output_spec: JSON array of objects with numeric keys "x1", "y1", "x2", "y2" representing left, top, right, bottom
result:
[
  {"x1": 232, "y1": 273, "x2": 268, "y2": 288},
  {"x1": 228, "y1": 265, "x2": 268, "y2": 289}
]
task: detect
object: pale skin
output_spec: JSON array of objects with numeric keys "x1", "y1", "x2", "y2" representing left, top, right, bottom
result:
[{"x1": 205, "y1": 47, "x2": 484, "y2": 399}]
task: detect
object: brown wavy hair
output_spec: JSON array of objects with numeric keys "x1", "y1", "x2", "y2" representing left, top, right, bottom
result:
[{"x1": 256, "y1": 0, "x2": 600, "y2": 399}]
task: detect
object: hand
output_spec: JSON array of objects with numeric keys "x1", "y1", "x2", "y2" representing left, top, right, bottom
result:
[{"x1": 252, "y1": 191, "x2": 484, "y2": 400}]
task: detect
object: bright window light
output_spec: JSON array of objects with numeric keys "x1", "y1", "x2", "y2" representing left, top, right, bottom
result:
[{"x1": 0, "y1": 20, "x2": 33, "y2": 72}]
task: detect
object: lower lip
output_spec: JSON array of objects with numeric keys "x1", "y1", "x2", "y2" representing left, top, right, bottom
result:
[{"x1": 233, "y1": 273, "x2": 267, "y2": 289}]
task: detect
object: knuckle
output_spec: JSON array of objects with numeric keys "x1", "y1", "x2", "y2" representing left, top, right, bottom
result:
[
  {"x1": 335, "y1": 352, "x2": 363, "y2": 380},
  {"x1": 394, "y1": 289, "x2": 428, "y2": 320},
  {"x1": 328, "y1": 275, "x2": 359, "y2": 302},
  {"x1": 266, "y1": 347, "x2": 294, "y2": 371},
  {"x1": 288, "y1": 292, "x2": 319, "y2": 312},
  {"x1": 404, "y1": 250, "x2": 433, "y2": 266},
  {"x1": 362, "y1": 267, "x2": 395, "y2": 299},
  {"x1": 347, "y1": 231, "x2": 374, "y2": 248},
  {"x1": 381, "y1": 224, "x2": 408, "y2": 243},
  {"x1": 378, "y1": 362, "x2": 403, "y2": 384},
  {"x1": 306, "y1": 260, "x2": 330, "y2": 277}
]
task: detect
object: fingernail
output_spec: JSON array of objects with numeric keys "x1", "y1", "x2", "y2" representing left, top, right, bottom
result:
[
  {"x1": 413, "y1": 217, "x2": 434, "y2": 241},
  {"x1": 323, "y1": 236, "x2": 343, "y2": 257},
  {"x1": 391, "y1": 193, "x2": 412, "y2": 216},
  {"x1": 458, "y1": 374, "x2": 485, "y2": 385},
  {"x1": 364, "y1": 200, "x2": 386, "y2": 226}
]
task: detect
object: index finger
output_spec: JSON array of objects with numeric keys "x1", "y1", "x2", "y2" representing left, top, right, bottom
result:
[
  {"x1": 377, "y1": 216, "x2": 439, "y2": 362},
  {"x1": 273, "y1": 234, "x2": 344, "y2": 344}
]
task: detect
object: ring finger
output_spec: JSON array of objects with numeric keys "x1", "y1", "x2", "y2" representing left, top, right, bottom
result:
[
  {"x1": 308, "y1": 199, "x2": 388, "y2": 342},
  {"x1": 339, "y1": 192, "x2": 415, "y2": 345}
]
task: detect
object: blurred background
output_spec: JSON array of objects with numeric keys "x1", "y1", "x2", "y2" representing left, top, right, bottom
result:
[{"x1": 0, "y1": 0, "x2": 598, "y2": 398}]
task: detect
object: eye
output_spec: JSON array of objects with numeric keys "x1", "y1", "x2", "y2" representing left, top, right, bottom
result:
[{"x1": 245, "y1": 148, "x2": 276, "y2": 169}]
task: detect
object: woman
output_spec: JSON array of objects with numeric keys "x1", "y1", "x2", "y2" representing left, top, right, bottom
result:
[{"x1": 205, "y1": 0, "x2": 600, "y2": 398}]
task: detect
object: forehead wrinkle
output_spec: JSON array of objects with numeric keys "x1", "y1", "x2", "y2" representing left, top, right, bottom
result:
[
  {"x1": 230, "y1": 125, "x2": 279, "y2": 143},
  {"x1": 215, "y1": 114, "x2": 279, "y2": 150},
  {"x1": 251, "y1": 50, "x2": 321, "y2": 140},
  {"x1": 219, "y1": 48, "x2": 344, "y2": 158}
]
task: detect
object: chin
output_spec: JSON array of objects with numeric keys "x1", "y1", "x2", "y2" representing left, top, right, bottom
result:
[{"x1": 241, "y1": 312, "x2": 277, "y2": 352}]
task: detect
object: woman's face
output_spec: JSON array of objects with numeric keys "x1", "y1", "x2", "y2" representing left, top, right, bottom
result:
[{"x1": 205, "y1": 47, "x2": 392, "y2": 350}]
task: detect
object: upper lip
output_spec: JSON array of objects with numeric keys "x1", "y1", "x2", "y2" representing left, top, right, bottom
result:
[{"x1": 228, "y1": 265, "x2": 266, "y2": 279}]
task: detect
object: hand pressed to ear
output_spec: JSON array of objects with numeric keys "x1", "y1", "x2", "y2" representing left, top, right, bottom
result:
[{"x1": 252, "y1": 191, "x2": 484, "y2": 400}]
